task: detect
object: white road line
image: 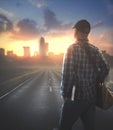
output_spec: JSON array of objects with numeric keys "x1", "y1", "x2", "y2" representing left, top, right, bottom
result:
[
  {"x1": 49, "y1": 86, "x2": 53, "y2": 92},
  {"x1": 0, "y1": 78, "x2": 32, "y2": 100},
  {"x1": 71, "y1": 86, "x2": 75, "y2": 101}
]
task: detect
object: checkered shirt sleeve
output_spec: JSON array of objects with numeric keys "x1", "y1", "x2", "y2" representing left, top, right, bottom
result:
[{"x1": 60, "y1": 45, "x2": 75, "y2": 98}]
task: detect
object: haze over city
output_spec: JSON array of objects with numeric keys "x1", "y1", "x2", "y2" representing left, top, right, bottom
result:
[{"x1": 0, "y1": 0, "x2": 113, "y2": 56}]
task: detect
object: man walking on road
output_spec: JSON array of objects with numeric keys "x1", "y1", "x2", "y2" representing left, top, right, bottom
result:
[{"x1": 59, "y1": 19, "x2": 109, "y2": 130}]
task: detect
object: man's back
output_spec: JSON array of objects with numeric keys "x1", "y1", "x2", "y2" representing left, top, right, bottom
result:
[
  {"x1": 61, "y1": 40, "x2": 109, "y2": 101},
  {"x1": 73, "y1": 42, "x2": 97, "y2": 100}
]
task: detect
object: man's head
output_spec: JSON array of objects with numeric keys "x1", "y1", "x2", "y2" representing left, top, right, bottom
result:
[{"x1": 73, "y1": 19, "x2": 91, "y2": 40}]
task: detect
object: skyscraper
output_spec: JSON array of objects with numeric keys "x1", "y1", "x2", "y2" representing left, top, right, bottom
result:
[
  {"x1": 23, "y1": 47, "x2": 30, "y2": 57},
  {"x1": 39, "y1": 37, "x2": 48, "y2": 57},
  {"x1": 0, "y1": 48, "x2": 5, "y2": 57}
]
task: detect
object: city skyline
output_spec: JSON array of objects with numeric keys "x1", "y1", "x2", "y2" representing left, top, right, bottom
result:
[
  {"x1": 0, "y1": 0, "x2": 113, "y2": 56},
  {"x1": 0, "y1": 36, "x2": 59, "y2": 57}
]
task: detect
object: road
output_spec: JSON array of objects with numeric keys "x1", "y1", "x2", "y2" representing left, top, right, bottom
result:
[{"x1": 0, "y1": 67, "x2": 113, "y2": 130}]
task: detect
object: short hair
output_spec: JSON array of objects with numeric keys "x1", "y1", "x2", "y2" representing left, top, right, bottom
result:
[{"x1": 73, "y1": 19, "x2": 90, "y2": 34}]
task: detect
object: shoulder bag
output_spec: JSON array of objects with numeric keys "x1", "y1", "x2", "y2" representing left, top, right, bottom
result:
[{"x1": 80, "y1": 42, "x2": 113, "y2": 110}]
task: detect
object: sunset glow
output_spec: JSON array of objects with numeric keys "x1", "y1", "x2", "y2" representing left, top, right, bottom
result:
[
  {"x1": 2, "y1": 32, "x2": 113, "y2": 56},
  {"x1": 0, "y1": 0, "x2": 113, "y2": 56},
  {"x1": 0, "y1": 29, "x2": 74, "y2": 56}
]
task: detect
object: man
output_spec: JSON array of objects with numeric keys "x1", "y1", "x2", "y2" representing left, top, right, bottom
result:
[{"x1": 59, "y1": 19, "x2": 109, "y2": 130}]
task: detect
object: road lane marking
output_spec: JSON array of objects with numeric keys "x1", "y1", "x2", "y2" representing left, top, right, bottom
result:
[
  {"x1": 49, "y1": 86, "x2": 53, "y2": 92},
  {"x1": 71, "y1": 86, "x2": 75, "y2": 101},
  {"x1": 0, "y1": 78, "x2": 32, "y2": 100}
]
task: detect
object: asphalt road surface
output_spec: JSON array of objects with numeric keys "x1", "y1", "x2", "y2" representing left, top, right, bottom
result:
[{"x1": 0, "y1": 67, "x2": 113, "y2": 130}]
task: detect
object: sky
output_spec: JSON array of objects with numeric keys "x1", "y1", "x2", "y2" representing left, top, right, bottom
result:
[{"x1": 0, "y1": 0, "x2": 113, "y2": 56}]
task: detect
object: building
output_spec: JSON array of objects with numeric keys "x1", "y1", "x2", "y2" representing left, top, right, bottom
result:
[
  {"x1": 45, "y1": 42, "x2": 48, "y2": 54},
  {"x1": 7, "y1": 50, "x2": 14, "y2": 57},
  {"x1": 23, "y1": 46, "x2": 30, "y2": 57},
  {"x1": 0, "y1": 48, "x2": 5, "y2": 57},
  {"x1": 39, "y1": 37, "x2": 48, "y2": 57}
]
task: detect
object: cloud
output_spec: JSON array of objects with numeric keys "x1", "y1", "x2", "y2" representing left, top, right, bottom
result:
[
  {"x1": 12, "y1": 18, "x2": 42, "y2": 40},
  {"x1": 16, "y1": 2, "x2": 23, "y2": 7},
  {"x1": 29, "y1": 0, "x2": 46, "y2": 8},
  {"x1": 0, "y1": 8, "x2": 14, "y2": 17},
  {"x1": 0, "y1": 14, "x2": 13, "y2": 33},
  {"x1": 92, "y1": 20, "x2": 104, "y2": 29},
  {"x1": 11, "y1": 8, "x2": 72, "y2": 40},
  {"x1": 106, "y1": 30, "x2": 113, "y2": 43},
  {"x1": 43, "y1": 8, "x2": 72, "y2": 31},
  {"x1": 0, "y1": 8, "x2": 72, "y2": 40},
  {"x1": 44, "y1": 8, "x2": 61, "y2": 30},
  {"x1": 106, "y1": 0, "x2": 113, "y2": 16},
  {"x1": 0, "y1": 14, "x2": 40, "y2": 40},
  {"x1": 90, "y1": 31, "x2": 113, "y2": 55}
]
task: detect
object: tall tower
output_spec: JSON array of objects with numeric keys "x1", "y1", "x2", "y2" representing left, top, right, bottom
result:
[
  {"x1": 23, "y1": 46, "x2": 30, "y2": 57},
  {"x1": 39, "y1": 37, "x2": 48, "y2": 57},
  {"x1": 0, "y1": 48, "x2": 5, "y2": 57}
]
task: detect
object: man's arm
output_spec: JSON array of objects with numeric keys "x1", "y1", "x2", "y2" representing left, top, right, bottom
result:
[{"x1": 60, "y1": 46, "x2": 75, "y2": 101}]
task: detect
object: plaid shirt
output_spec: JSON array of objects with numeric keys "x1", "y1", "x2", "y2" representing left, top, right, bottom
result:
[{"x1": 61, "y1": 40, "x2": 109, "y2": 101}]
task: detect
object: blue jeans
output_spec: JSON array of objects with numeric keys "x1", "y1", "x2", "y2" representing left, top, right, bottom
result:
[{"x1": 59, "y1": 99, "x2": 96, "y2": 130}]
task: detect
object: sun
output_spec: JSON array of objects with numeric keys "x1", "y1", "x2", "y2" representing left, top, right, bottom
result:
[{"x1": 47, "y1": 36, "x2": 74, "y2": 55}]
